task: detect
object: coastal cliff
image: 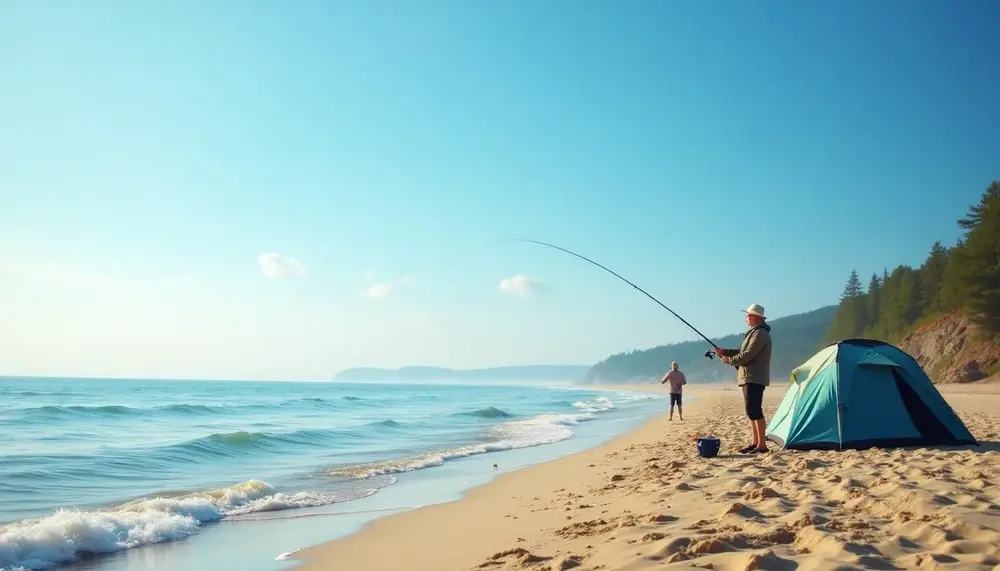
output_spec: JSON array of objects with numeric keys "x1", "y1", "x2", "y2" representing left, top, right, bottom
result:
[{"x1": 897, "y1": 312, "x2": 1000, "y2": 383}]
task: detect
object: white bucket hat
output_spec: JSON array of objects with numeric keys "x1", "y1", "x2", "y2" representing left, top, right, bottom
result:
[{"x1": 743, "y1": 303, "x2": 766, "y2": 319}]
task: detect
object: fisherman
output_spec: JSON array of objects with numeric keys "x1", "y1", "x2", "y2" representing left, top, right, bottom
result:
[
  {"x1": 659, "y1": 361, "x2": 686, "y2": 420},
  {"x1": 714, "y1": 303, "x2": 772, "y2": 454}
]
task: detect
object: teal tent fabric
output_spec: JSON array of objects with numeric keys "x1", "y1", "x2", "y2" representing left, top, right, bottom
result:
[
  {"x1": 766, "y1": 381, "x2": 799, "y2": 444},
  {"x1": 854, "y1": 349, "x2": 901, "y2": 368},
  {"x1": 784, "y1": 363, "x2": 840, "y2": 446},
  {"x1": 765, "y1": 339, "x2": 978, "y2": 450}
]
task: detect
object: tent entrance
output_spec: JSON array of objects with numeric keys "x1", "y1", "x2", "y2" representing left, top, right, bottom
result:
[
  {"x1": 890, "y1": 368, "x2": 954, "y2": 444},
  {"x1": 839, "y1": 362, "x2": 920, "y2": 446}
]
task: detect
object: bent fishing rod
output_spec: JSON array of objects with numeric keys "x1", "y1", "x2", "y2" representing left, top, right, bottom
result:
[{"x1": 501, "y1": 238, "x2": 724, "y2": 362}]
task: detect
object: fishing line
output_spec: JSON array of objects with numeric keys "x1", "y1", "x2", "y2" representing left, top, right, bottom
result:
[{"x1": 500, "y1": 238, "x2": 723, "y2": 361}]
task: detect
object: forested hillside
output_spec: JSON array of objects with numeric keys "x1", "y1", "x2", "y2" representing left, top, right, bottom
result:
[
  {"x1": 584, "y1": 305, "x2": 836, "y2": 384},
  {"x1": 822, "y1": 180, "x2": 1000, "y2": 381},
  {"x1": 824, "y1": 180, "x2": 1000, "y2": 344}
]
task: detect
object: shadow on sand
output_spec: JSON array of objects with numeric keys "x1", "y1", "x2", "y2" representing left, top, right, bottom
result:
[{"x1": 929, "y1": 439, "x2": 1000, "y2": 453}]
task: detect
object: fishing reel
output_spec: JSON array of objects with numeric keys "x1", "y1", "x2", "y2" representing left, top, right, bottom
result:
[{"x1": 704, "y1": 349, "x2": 715, "y2": 360}]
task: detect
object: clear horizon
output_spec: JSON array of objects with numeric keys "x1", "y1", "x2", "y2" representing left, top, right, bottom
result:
[{"x1": 3, "y1": 1, "x2": 998, "y2": 380}]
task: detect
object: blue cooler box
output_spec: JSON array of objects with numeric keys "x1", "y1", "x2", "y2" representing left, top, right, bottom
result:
[{"x1": 696, "y1": 436, "x2": 720, "y2": 458}]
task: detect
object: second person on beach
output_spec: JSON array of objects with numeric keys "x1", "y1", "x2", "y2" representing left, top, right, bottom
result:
[{"x1": 660, "y1": 361, "x2": 687, "y2": 420}]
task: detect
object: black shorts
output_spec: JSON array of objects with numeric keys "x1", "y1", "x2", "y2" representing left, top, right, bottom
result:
[
  {"x1": 670, "y1": 393, "x2": 682, "y2": 406},
  {"x1": 742, "y1": 383, "x2": 765, "y2": 420}
]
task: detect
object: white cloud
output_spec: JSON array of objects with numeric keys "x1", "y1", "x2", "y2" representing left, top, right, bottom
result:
[
  {"x1": 401, "y1": 275, "x2": 413, "y2": 284},
  {"x1": 499, "y1": 274, "x2": 542, "y2": 296},
  {"x1": 364, "y1": 270, "x2": 375, "y2": 280},
  {"x1": 365, "y1": 283, "x2": 395, "y2": 299},
  {"x1": 258, "y1": 253, "x2": 306, "y2": 279}
]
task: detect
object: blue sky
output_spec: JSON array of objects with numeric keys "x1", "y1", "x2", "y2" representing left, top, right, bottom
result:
[{"x1": 1, "y1": 1, "x2": 998, "y2": 380}]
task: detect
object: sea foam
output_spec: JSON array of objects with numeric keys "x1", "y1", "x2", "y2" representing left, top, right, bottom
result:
[
  {"x1": 0, "y1": 480, "x2": 375, "y2": 571},
  {"x1": 328, "y1": 405, "x2": 609, "y2": 479},
  {"x1": 572, "y1": 395, "x2": 616, "y2": 413}
]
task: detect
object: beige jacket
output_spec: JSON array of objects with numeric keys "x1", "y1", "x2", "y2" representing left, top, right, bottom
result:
[{"x1": 721, "y1": 323, "x2": 772, "y2": 386}]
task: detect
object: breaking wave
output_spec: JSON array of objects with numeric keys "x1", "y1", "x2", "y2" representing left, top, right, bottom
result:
[
  {"x1": 328, "y1": 410, "x2": 599, "y2": 479},
  {"x1": 572, "y1": 396, "x2": 616, "y2": 413},
  {"x1": 0, "y1": 479, "x2": 388, "y2": 571},
  {"x1": 457, "y1": 406, "x2": 515, "y2": 419}
]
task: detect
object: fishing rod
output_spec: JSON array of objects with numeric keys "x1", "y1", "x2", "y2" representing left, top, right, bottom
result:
[{"x1": 502, "y1": 238, "x2": 723, "y2": 362}]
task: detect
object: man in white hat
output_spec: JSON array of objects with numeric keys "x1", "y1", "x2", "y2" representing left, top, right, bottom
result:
[{"x1": 713, "y1": 303, "x2": 772, "y2": 454}]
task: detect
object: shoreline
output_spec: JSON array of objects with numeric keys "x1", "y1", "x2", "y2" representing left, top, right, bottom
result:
[
  {"x1": 290, "y1": 384, "x2": 713, "y2": 570},
  {"x1": 284, "y1": 382, "x2": 686, "y2": 565},
  {"x1": 292, "y1": 383, "x2": 1000, "y2": 571}
]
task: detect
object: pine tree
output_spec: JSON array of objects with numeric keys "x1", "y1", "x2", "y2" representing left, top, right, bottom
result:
[
  {"x1": 958, "y1": 181, "x2": 1000, "y2": 336},
  {"x1": 899, "y1": 269, "x2": 923, "y2": 325},
  {"x1": 849, "y1": 270, "x2": 869, "y2": 335},
  {"x1": 865, "y1": 273, "x2": 881, "y2": 333},
  {"x1": 939, "y1": 239, "x2": 968, "y2": 313},
  {"x1": 879, "y1": 267, "x2": 908, "y2": 339},
  {"x1": 958, "y1": 180, "x2": 1000, "y2": 231},
  {"x1": 919, "y1": 241, "x2": 949, "y2": 315},
  {"x1": 843, "y1": 270, "x2": 864, "y2": 299},
  {"x1": 872, "y1": 266, "x2": 901, "y2": 339},
  {"x1": 823, "y1": 270, "x2": 867, "y2": 344}
]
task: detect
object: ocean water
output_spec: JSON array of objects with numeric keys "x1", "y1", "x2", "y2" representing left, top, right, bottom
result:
[{"x1": 0, "y1": 377, "x2": 667, "y2": 571}]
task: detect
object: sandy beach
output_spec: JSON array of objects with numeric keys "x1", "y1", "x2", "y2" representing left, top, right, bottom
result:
[{"x1": 293, "y1": 382, "x2": 1000, "y2": 571}]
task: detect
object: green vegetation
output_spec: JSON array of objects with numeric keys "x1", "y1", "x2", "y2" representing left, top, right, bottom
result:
[
  {"x1": 584, "y1": 305, "x2": 837, "y2": 384},
  {"x1": 823, "y1": 180, "x2": 1000, "y2": 344}
]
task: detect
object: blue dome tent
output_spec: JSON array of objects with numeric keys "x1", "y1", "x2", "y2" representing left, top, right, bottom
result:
[{"x1": 766, "y1": 339, "x2": 978, "y2": 450}]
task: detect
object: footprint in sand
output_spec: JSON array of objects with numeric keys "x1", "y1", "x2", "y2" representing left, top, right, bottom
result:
[
  {"x1": 720, "y1": 501, "x2": 768, "y2": 520},
  {"x1": 743, "y1": 549, "x2": 794, "y2": 571},
  {"x1": 551, "y1": 554, "x2": 585, "y2": 570},
  {"x1": 742, "y1": 485, "x2": 781, "y2": 502},
  {"x1": 478, "y1": 547, "x2": 550, "y2": 568}
]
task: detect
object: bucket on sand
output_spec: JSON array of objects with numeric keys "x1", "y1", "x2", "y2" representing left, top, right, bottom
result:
[{"x1": 696, "y1": 436, "x2": 721, "y2": 458}]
